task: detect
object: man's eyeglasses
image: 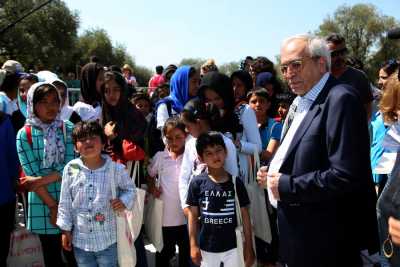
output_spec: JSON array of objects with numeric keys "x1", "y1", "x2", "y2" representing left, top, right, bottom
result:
[{"x1": 280, "y1": 58, "x2": 306, "y2": 75}]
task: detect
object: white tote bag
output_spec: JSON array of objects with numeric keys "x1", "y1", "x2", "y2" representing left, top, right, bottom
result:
[
  {"x1": 126, "y1": 160, "x2": 146, "y2": 241},
  {"x1": 7, "y1": 195, "x2": 45, "y2": 267},
  {"x1": 246, "y1": 152, "x2": 272, "y2": 244},
  {"x1": 110, "y1": 163, "x2": 137, "y2": 267},
  {"x1": 144, "y1": 176, "x2": 164, "y2": 252}
]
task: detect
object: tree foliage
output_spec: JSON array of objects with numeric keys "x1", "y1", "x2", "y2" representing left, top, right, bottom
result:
[
  {"x1": 219, "y1": 61, "x2": 240, "y2": 76},
  {"x1": 0, "y1": 0, "x2": 79, "y2": 72},
  {"x1": 317, "y1": 3, "x2": 400, "y2": 80}
]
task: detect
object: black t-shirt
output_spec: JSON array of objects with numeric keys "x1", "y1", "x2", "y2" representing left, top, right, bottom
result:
[
  {"x1": 186, "y1": 173, "x2": 250, "y2": 253},
  {"x1": 338, "y1": 66, "x2": 373, "y2": 104}
]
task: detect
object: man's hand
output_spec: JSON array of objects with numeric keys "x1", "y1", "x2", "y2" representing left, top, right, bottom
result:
[
  {"x1": 104, "y1": 121, "x2": 117, "y2": 140},
  {"x1": 190, "y1": 245, "x2": 202, "y2": 266},
  {"x1": 62, "y1": 231, "x2": 72, "y2": 251},
  {"x1": 111, "y1": 199, "x2": 126, "y2": 212},
  {"x1": 389, "y1": 217, "x2": 400, "y2": 245},
  {"x1": 256, "y1": 166, "x2": 268, "y2": 188},
  {"x1": 267, "y1": 172, "x2": 282, "y2": 200}
]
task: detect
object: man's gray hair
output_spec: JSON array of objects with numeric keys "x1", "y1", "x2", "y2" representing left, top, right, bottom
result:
[{"x1": 281, "y1": 34, "x2": 331, "y2": 72}]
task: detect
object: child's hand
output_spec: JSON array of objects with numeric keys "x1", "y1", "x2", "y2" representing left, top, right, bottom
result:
[
  {"x1": 148, "y1": 185, "x2": 162, "y2": 198},
  {"x1": 62, "y1": 231, "x2": 72, "y2": 251},
  {"x1": 190, "y1": 245, "x2": 202, "y2": 266},
  {"x1": 104, "y1": 121, "x2": 117, "y2": 140},
  {"x1": 244, "y1": 243, "x2": 255, "y2": 267},
  {"x1": 20, "y1": 176, "x2": 43, "y2": 191},
  {"x1": 111, "y1": 199, "x2": 126, "y2": 212}
]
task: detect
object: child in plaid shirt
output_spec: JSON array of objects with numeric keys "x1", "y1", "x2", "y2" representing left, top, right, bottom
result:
[{"x1": 57, "y1": 121, "x2": 135, "y2": 267}]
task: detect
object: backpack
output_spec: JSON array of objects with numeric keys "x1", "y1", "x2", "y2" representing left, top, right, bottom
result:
[
  {"x1": 147, "y1": 100, "x2": 172, "y2": 157},
  {"x1": 24, "y1": 122, "x2": 67, "y2": 146}
]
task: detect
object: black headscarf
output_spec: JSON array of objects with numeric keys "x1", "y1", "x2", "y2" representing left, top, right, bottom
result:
[
  {"x1": 80, "y1": 62, "x2": 103, "y2": 105},
  {"x1": 101, "y1": 71, "x2": 146, "y2": 145},
  {"x1": 199, "y1": 72, "x2": 242, "y2": 138}
]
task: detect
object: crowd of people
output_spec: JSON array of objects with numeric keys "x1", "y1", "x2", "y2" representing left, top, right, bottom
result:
[{"x1": 0, "y1": 32, "x2": 400, "y2": 267}]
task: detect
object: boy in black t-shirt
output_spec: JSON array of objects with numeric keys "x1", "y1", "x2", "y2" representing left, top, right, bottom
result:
[{"x1": 186, "y1": 132, "x2": 255, "y2": 267}]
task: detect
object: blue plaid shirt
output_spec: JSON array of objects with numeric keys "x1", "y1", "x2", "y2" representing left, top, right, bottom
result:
[{"x1": 57, "y1": 155, "x2": 136, "y2": 252}]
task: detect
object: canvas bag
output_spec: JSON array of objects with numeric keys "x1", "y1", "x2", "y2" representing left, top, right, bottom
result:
[
  {"x1": 246, "y1": 152, "x2": 272, "y2": 244},
  {"x1": 144, "y1": 176, "x2": 164, "y2": 252},
  {"x1": 110, "y1": 163, "x2": 137, "y2": 267},
  {"x1": 7, "y1": 195, "x2": 45, "y2": 267},
  {"x1": 126, "y1": 160, "x2": 146, "y2": 241}
]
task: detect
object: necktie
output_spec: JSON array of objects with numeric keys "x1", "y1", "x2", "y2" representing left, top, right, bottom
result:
[{"x1": 281, "y1": 101, "x2": 298, "y2": 141}]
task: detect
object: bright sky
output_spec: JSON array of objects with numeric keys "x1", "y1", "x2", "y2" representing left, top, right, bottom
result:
[{"x1": 64, "y1": 0, "x2": 399, "y2": 70}]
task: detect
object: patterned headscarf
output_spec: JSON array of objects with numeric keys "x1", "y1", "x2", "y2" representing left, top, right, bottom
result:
[{"x1": 26, "y1": 82, "x2": 65, "y2": 168}]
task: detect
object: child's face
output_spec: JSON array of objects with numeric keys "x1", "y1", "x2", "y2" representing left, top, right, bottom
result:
[
  {"x1": 278, "y1": 103, "x2": 289, "y2": 120},
  {"x1": 34, "y1": 91, "x2": 60, "y2": 123},
  {"x1": 232, "y1": 77, "x2": 246, "y2": 102},
  {"x1": 134, "y1": 99, "x2": 150, "y2": 116},
  {"x1": 188, "y1": 71, "x2": 200, "y2": 97},
  {"x1": 249, "y1": 95, "x2": 270, "y2": 117},
  {"x1": 204, "y1": 88, "x2": 224, "y2": 110},
  {"x1": 165, "y1": 127, "x2": 186, "y2": 154},
  {"x1": 19, "y1": 79, "x2": 34, "y2": 102},
  {"x1": 200, "y1": 144, "x2": 227, "y2": 170},
  {"x1": 183, "y1": 120, "x2": 202, "y2": 138},
  {"x1": 75, "y1": 135, "x2": 103, "y2": 159},
  {"x1": 104, "y1": 79, "x2": 121, "y2": 107}
]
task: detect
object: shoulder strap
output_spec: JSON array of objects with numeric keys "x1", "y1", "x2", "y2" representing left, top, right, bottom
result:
[
  {"x1": 166, "y1": 100, "x2": 172, "y2": 116},
  {"x1": 110, "y1": 162, "x2": 117, "y2": 199},
  {"x1": 25, "y1": 125, "x2": 32, "y2": 146},
  {"x1": 232, "y1": 176, "x2": 243, "y2": 227}
]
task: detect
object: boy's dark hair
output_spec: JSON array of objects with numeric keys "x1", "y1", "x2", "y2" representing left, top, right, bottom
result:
[
  {"x1": 72, "y1": 121, "x2": 106, "y2": 145},
  {"x1": 247, "y1": 87, "x2": 272, "y2": 102},
  {"x1": 155, "y1": 65, "x2": 164, "y2": 75},
  {"x1": 1, "y1": 73, "x2": 19, "y2": 93},
  {"x1": 132, "y1": 93, "x2": 151, "y2": 104},
  {"x1": 325, "y1": 33, "x2": 346, "y2": 45},
  {"x1": 162, "y1": 116, "x2": 186, "y2": 136},
  {"x1": 196, "y1": 131, "x2": 226, "y2": 158},
  {"x1": 32, "y1": 84, "x2": 60, "y2": 106},
  {"x1": 275, "y1": 92, "x2": 295, "y2": 105},
  {"x1": 181, "y1": 98, "x2": 220, "y2": 125}
]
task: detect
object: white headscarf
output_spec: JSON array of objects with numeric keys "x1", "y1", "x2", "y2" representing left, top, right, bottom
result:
[{"x1": 26, "y1": 82, "x2": 65, "y2": 168}]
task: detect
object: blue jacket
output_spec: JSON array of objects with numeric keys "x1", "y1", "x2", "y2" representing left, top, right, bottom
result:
[
  {"x1": 0, "y1": 114, "x2": 19, "y2": 205},
  {"x1": 277, "y1": 76, "x2": 379, "y2": 266}
]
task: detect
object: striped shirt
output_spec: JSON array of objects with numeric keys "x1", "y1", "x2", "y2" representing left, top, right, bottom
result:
[
  {"x1": 16, "y1": 121, "x2": 75, "y2": 234},
  {"x1": 57, "y1": 155, "x2": 136, "y2": 252}
]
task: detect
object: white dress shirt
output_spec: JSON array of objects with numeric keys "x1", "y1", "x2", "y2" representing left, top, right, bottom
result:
[{"x1": 268, "y1": 73, "x2": 330, "y2": 207}]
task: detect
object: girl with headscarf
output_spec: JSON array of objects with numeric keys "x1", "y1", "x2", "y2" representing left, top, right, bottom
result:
[
  {"x1": 101, "y1": 71, "x2": 147, "y2": 164},
  {"x1": 101, "y1": 70, "x2": 148, "y2": 267},
  {"x1": 199, "y1": 71, "x2": 262, "y2": 183},
  {"x1": 72, "y1": 62, "x2": 104, "y2": 121},
  {"x1": 156, "y1": 66, "x2": 200, "y2": 129},
  {"x1": 16, "y1": 82, "x2": 76, "y2": 266}
]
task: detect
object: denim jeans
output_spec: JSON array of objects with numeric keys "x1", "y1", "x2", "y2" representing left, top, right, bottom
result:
[{"x1": 74, "y1": 243, "x2": 117, "y2": 267}]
